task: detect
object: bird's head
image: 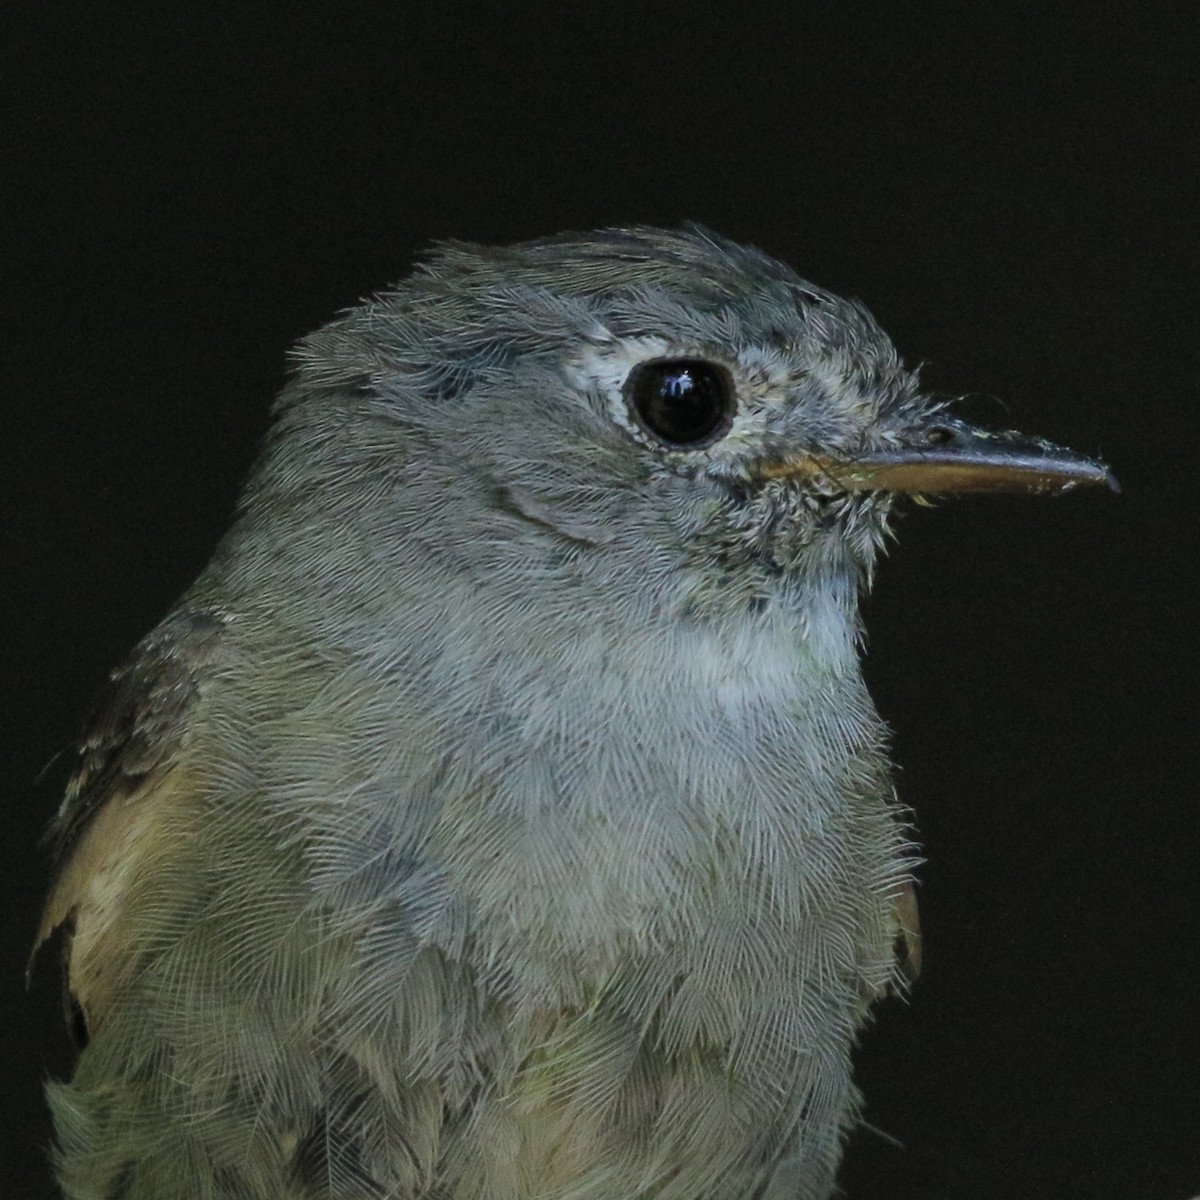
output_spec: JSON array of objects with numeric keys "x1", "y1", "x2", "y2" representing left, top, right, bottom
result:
[{"x1": 254, "y1": 227, "x2": 1113, "y2": 629}]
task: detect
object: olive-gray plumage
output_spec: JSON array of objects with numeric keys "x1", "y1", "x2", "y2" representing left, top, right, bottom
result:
[{"x1": 39, "y1": 227, "x2": 1110, "y2": 1200}]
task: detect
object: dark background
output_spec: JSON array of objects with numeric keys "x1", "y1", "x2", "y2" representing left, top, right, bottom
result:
[{"x1": 2, "y1": 3, "x2": 1195, "y2": 1198}]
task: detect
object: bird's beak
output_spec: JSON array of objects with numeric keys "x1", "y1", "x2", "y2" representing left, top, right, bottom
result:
[{"x1": 760, "y1": 415, "x2": 1118, "y2": 496}]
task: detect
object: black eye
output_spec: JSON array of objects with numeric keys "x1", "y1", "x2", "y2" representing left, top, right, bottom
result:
[{"x1": 626, "y1": 359, "x2": 736, "y2": 448}]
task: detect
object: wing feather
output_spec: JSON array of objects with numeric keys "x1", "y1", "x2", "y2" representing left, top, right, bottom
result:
[{"x1": 35, "y1": 608, "x2": 228, "y2": 1037}]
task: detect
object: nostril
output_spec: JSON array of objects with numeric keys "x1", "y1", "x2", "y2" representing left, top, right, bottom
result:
[{"x1": 925, "y1": 425, "x2": 955, "y2": 445}]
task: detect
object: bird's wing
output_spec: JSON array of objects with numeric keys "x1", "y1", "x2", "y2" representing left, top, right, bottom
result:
[
  {"x1": 892, "y1": 879, "x2": 922, "y2": 985},
  {"x1": 34, "y1": 607, "x2": 228, "y2": 1041}
]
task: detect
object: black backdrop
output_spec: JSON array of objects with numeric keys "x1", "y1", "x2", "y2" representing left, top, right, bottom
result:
[{"x1": 3, "y1": 4, "x2": 1195, "y2": 1198}]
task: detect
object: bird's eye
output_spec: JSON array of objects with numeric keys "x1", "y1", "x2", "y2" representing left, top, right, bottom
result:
[{"x1": 625, "y1": 359, "x2": 735, "y2": 448}]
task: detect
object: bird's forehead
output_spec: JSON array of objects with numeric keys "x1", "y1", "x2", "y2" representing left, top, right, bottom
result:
[
  {"x1": 420, "y1": 227, "x2": 875, "y2": 348},
  {"x1": 426, "y1": 226, "x2": 806, "y2": 299},
  {"x1": 294, "y1": 229, "x2": 910, "y2": 420}
]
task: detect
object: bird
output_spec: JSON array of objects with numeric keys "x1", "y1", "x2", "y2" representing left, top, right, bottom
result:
[{"x1": 35, "y1": 226, "x2": 1114, "y2": 1200}]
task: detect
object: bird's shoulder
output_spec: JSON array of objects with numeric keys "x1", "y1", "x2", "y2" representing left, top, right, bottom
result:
[{"x1": 35, "y1": 606, "x2": 229, "y2": 1039}]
